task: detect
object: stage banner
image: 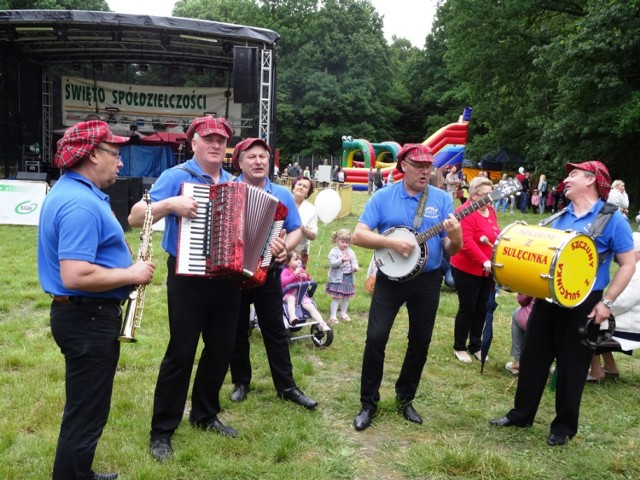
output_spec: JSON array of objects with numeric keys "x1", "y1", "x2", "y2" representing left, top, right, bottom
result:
[
  {"x1": 61, "y1": 76, "x2": 242, "y2": 133},
  {"x1": 0, "y1": 180, "x2": 49, "y2": 226}
]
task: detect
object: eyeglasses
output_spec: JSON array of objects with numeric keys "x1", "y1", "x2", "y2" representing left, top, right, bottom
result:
[
  {"x1": 95, "y1": 146, "x2": 121, "y2": 159},
  {"x1": 404, "y1": 160, "x2": 432, "y2": 171}
]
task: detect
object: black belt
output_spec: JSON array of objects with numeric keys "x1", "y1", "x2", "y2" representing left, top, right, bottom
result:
[{"x1": 52, "y1": 295, "x2": 125, "y2": 305}]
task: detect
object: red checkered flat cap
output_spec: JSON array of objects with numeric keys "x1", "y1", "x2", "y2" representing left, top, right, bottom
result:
[
  {"x1": 565, "y1": 160, "x2": 611, "y2": 200},
  {"x1": 186, "y1": 116, "x2": 233, "y2": 142},
  {"x1": 396, "y1": 143, "x2": 434, "y2": 173},
  {"x1": 231, "y1": 138, "x2": 270, "y2": 170},
  {"x1": 54, "y1": 120, "x2": 129, "y2": 169}
]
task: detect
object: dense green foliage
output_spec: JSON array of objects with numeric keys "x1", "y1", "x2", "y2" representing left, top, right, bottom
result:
[
  {"x1": 435, "y1": 0, "x2": 640, "y2": 191},
  {"x1": 173, "y1": 0, "x2": 640, "y2": 199},
  {"x1": 8, "y1": 0, "x2": 640, "y2": 201},
  {"x1": 175, "y1": 0, "x2": 403, "y2": 156}
]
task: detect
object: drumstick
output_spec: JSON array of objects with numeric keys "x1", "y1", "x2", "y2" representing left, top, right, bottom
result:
[{"x1": 479, "y1": 236, "x2": 493, "y2": 278}]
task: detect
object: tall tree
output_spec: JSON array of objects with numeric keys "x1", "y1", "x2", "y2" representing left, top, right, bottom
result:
[
  {"x1": 173, "y1": 0, "x2": 262, "y2": 26},
  {"x1": 274, "y1": 0, "x2": 397, "y2": 157},
  {"x1": 533, "y1": 1, "x2": 640, "y2": 184},
  {"x1": 175, "y1": 0, "x2": 398, "y2": 160},
  {"x1": 436, "y1": 0, "x2": 558, "y2": 166},
  {"x1": 434, "y1": 0, "x2": 640, "y2": 197}
]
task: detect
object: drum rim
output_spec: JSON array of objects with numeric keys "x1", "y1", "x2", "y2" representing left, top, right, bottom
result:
[{"x1": 491, "y1": 222, "x2": 597, "y2": 308}]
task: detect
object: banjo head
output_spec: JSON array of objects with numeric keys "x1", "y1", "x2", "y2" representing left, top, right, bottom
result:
[{"x1": 374, "y1": 227, "x2": 426, "y2": 281}]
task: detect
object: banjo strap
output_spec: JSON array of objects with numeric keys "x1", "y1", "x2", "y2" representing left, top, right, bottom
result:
[{"x1": 413, "y1": 186, "x2": 429, "y2": 229}]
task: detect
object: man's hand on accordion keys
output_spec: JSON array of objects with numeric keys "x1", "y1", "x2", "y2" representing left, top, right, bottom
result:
[{"x1": 271, "y1": 229, "x2": 288, "y2": 263}]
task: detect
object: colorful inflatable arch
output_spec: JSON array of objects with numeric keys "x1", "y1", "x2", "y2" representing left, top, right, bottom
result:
[
  {"x1": 341, "y1": 138, "x2": 375, "y2": 168},
  {"x1": 341, "y1": 107, "x2": 472, "y2": 191}
]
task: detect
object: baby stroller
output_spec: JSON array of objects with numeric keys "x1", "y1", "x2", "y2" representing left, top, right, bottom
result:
[{"x1": 282, "y1": 280, "x2": 334, "y2": 347}]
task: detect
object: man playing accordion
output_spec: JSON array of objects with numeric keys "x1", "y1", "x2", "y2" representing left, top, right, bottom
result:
[{"x1": 129, "y1": 116, "x2": 241, "y2": 462}]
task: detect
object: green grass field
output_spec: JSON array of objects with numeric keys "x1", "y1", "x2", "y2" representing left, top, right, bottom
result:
[{"x1": 1, "y1": 191, "x2": 639, "y2": 479}]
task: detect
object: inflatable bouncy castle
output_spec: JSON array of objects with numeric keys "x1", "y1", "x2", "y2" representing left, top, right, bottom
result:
[{"x1": 340, "y1": 107, "x2": 472, "y2": 190}]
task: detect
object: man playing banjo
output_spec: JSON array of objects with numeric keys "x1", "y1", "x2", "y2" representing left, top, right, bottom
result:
[{"x1": 351, "y1": 144, "x2": 462, "y2": 431}]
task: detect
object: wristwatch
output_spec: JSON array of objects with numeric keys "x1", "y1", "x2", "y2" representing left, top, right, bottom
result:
[{"x1": 602, "y1": 298, "x2": 614, "y2": 309}]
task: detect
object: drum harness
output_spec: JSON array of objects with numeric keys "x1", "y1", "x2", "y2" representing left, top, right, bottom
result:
[
  {"x1": 537, "y1": 202, "x2": 619, "y2": 265},
  {"x1": 171, "y1": 166, "x2": 214, "y2": 228},
  {"x1": 178, "y1": 166, "x2": 215, "y2": 184},
  {"x1": 540, "y1": 202, "x2": 620, "y2": 348}
]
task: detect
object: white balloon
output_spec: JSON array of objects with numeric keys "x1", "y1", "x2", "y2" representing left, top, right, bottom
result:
[{"x1": 315, "y1": 189, "x2": 342, "y2": 224}]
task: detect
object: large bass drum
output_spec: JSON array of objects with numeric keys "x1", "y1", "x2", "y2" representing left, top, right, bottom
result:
[{"x1": 491, "y1": 222, "x2": 598, "y2": 308}]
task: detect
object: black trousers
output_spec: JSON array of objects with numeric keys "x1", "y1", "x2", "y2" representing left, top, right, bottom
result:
[
  {"x1": 50, "y1": 302, "x2": 122, "y2": 480},
  {"x1": 230, "y1": 267, "x2": 296, "y2": 392},
  {"x1": 150, "y1": 256, "x2": 241, "y2": 440},
  {"x1": 451, "y1": 267, "x2": 494, "y2": 353},
  {"x1": 360, "y1": 270, "x2": 442, "y2": 411},
  {"x1": 506, "y1": 289, "x2": 601, "y2": 438}
]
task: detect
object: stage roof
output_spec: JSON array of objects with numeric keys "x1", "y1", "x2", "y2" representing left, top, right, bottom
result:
[{"x1": 0, "y1": 9, "x2": 280, "y2": 69}]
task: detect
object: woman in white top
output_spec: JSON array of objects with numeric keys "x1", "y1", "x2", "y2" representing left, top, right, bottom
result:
[
  {"x1": 589, "y1": 232, "x2": 640, "y2": 381},
  {"x1": 607, "y1": 179, "x2": 629, "y2": 217},
  {"x1": 291, "y1": 175, "x2": 318, "y2": 266}
]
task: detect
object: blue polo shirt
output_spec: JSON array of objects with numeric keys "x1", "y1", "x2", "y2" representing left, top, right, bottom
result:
[
  {"x1": 234, "y1": 175, "x2": 302, "y2": 233},
  {"x1": 149, "y1": 158, "x2": 234, "y2": 257},
  {"x1": 359, "y1": 182, "x2": 454, "y2": 273},
  {"x1": 37, "y1": 171, "x2": 132, "y2": 299},
  {"x1": 553, "y1": 199, "x2": 634, "y2": 291}
]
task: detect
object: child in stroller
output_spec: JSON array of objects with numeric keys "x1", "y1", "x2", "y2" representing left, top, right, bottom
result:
[{"x1": 281, "y1": 251, "x2": 333, "y2": 347}]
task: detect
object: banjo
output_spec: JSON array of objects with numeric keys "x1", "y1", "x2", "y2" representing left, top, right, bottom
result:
[{"x1": 374, "y1": 179, "x2": 521, "y2": 281}]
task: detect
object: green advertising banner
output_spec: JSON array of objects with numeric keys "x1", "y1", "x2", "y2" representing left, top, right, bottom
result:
[{"x1": 0, "y1": 180, "x2": 49, "y2": 226}]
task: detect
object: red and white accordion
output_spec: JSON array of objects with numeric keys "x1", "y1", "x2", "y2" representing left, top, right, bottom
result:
[{"x1": 176, "y1": 182, "x2": 287, "y2": 288}]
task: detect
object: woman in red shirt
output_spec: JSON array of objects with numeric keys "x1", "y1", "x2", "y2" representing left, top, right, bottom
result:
[{"x1": 450, "y1": 176, "x2": 501, "y2": 363}]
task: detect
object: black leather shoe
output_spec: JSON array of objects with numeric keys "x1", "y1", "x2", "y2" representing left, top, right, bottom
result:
[
  {"x1": 354, "y1": 409, "x2": 376, "y2": 431},
  {"x1": 190, "y1": 416, "x2": 239, "y2": 438},
  {"x1": 489, "y1": 416, "x2": 517, "y2": 427},
  {"x1": 150, "y1": 437, "x2": 172, "y2": 463},
  {"x1": 90, "y1": 472, "x2": 119, "y2": 480},
  {"x1": 400, "y1": 403, "x2": 423, "y2": 424},
  {"x1": 546, "y1": 433, "x2": 569, "y2": 446},
  {"x1": 277, "y1": 387, "x2": 318, "y2": 410},
  {"x1": 230, "y1": 383, "x2": 249, "y2": 402}
]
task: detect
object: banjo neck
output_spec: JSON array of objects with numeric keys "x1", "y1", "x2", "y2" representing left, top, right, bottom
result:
[
  {"x1": 373, "y1": 179, "x2": 520, "y2": 282},
  {"x1": 414, "y1": 194, "x2": 495, "y2": 246}
]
